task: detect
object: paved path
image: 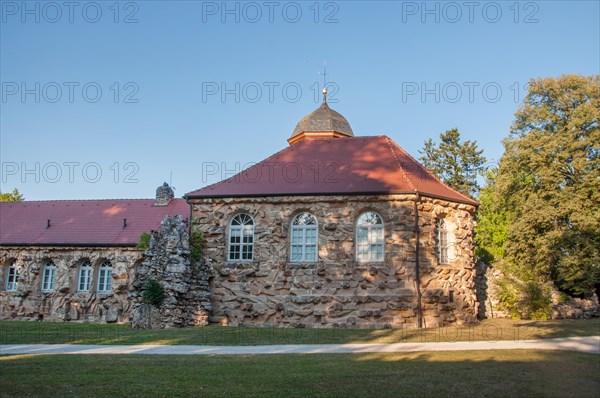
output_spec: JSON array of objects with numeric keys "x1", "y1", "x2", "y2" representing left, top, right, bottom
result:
[{"x1": 1, "y1": 336, "x2": 598, "y2": 355}]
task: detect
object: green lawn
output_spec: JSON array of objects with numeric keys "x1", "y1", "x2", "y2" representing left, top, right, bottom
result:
[
  {"x1": 1, "y1": 318, "x2": 598, "y2": 345},
  {"x1": 1, "y1": 350, "x2": 598, "y2": 397}
]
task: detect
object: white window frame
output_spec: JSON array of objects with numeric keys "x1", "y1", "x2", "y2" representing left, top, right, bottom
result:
[
  {"x1": 41, "y1": 261, "x2": 57, "y2": 292},
  {"x1": 356, "y1": 212, "x2": 385, "y2": 262},
  {"x1": 78, "y1": 261, "x2": 92, "y2": 292},
  {"x1": 5, "y1": 262, "x2": 19, "y2": 291},
  {"x1": 290, "y1": 212, "x2": 318, "y2": 263},
  {"x1": 438, "y1": 219, "x2": 449, "y2": 264},
  {"x1": 97, "y1": 261, "x2": 112, "y2": 293},
  {"x1": 228, "y1": 214, "x2": 255, "y2": 262}
]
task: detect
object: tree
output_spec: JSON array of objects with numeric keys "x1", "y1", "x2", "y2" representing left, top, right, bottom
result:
[
  {"x1": 486, "y1": 75, "x2": 600, "y2": 300},
  {"x1": 474, "y1": 170, "x2": 511, "y2": 265},
  {"x1": 419, "y1": 128, "x2": 486, "y2": 198},
  {"x1": 0, "y1": 188, "x2": 24, "y2": 202}
]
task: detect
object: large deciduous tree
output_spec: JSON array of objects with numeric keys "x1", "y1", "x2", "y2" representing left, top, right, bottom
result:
[
  {"x1": 419, "y1": 128, "x2": 486, "y2": 198},
  {"x1": 479, "y1": 75, "x2": 599, "y2": 305}
]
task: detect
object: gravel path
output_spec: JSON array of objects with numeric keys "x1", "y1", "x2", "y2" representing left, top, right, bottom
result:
[{"x1": 1, "y1": 336, "x2": 598, "y2": 355}]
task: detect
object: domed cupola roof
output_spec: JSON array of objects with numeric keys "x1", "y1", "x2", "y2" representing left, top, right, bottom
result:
[{"x1": 288, "y1": 88, "x2": 354, "y2": 145}]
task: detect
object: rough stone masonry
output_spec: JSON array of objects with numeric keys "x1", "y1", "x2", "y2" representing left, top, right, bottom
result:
[{"x1": 190, "y1": 194, "x2": 478, "y2": 329}]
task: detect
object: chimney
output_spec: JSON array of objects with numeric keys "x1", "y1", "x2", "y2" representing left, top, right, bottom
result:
[{"x1": 154, "y1": 182, "x2": 174, "y2": 206}]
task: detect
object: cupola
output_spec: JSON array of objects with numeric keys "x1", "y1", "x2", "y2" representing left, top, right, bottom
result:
[{"x1": 288, "y1": 87, "x2": 354, "y2": 145}]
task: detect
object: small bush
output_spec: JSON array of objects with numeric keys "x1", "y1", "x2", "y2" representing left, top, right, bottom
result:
[
  {"x1": 496, "y1": 277, "x2": 552, "y2": 320},
  {"x1": 190, "y1": 229, "x2": 205, "y2": 261},
  {"x1": 142, "y1": 278, "x2": 165, "y2": 307},
  {"x1": 135, "y1": 232, "x2": 151, "y2": 251},
  {"x1": 522, "y1": 282, "x2": 552, "y2": 320}
]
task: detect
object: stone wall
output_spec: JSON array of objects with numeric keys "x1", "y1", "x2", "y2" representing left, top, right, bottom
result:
[
  {"x1": 474, "y1": 261, "x2": 509, "y2": 319},
  {"x1": 0, "y1": 246, "x2": 140, "y2": 322},
  {"x1": 190, "y1": 194, "x2": 478, "y2": 328},
  {"x1": 129, "y1": 215, "x2": 212, "y2": 328}
]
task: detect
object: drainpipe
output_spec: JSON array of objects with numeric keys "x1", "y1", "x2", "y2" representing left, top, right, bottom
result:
[{"x1": 413, "y1": 190, "x2": 423, "y2": 329}]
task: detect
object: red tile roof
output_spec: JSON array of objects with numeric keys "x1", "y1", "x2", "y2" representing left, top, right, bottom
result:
[
  {"x1": 0, "y1": 199, "x2": 189, "y2": 246},
  {"x1": 186, "y1": 136, "x2": 478, "y2": 206}
]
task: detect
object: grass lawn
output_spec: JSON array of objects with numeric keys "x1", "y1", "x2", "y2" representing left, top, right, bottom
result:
[
  {"x1": 1, "y1": 318, "x2": 598, "y2": 346},
  {"x1": 1, "y1": 350, "x2": 599, "y2": 397}
]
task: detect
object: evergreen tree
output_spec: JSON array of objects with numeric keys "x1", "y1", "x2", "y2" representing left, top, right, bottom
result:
[{"x1": 419, "y1": 128, "x2": 486, "y2": 198}]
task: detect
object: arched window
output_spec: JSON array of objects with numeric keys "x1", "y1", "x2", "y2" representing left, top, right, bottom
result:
[
  {"x1": 78, "y1": 261, "x2": 92, "y2": 292},
  {"x1": 97, "y1": 261, "x2": 112, "y2": 293},
  {"x1": 290, "y1": 212, "x2": 318, "y2": 263},
  {"x1": 5, "y1": 261, "x2": 19, "y2": 291},
  {"x1": 228, "y1": 214, "x2": 254, "y2": 261},
  {"x1": 41, "y1": 261, "x2": 57, "y2": 292},
  {"x1": 356, "y1": 212, "x2": 384, "y2": 262},
  {"x1": 437, "y1": 219, "x2": 449, "y2": 264}
]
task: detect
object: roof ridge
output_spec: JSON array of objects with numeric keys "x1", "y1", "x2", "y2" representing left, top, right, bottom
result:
[
  {"x1": 385, "y1": 136, "x2": 478, "y2": 204},
  {"x1": 185, "y1": 144, "x2": 293, "y2": 196},
  {"x1": 385, "y1": 136, "x2": 417, "y2": 192}
]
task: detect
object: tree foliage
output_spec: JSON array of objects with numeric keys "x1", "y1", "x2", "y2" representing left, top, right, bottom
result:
[
  {"x1": 474, "y1": 171, "x2": 511, "y2": 264},
  {"x1": 419, "y1": 128, "x2": 486, "y2": 198},
  {"x1": 135, "y1": 232, "x2": 151, "y2": 251},
  {"x1": 189, "y1": 220, "x2": 205, "y2": 262},
  {"x1": 478, "y1": 75, "x2": 600, "y2": 303},
  {"x1": 0, "y1": 189, "x2": 24, "y2": 202},
  {"x1": 142, "y1": 278, "x2": 165, "y2": 307}
]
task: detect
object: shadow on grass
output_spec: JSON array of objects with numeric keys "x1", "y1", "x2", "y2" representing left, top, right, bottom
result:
[
  {"x1": 1, "y1": 318, "x2": 598, "y2": 346},
  {"x1": 0, "y1": 350, "x2": 598, "y2": 397}
]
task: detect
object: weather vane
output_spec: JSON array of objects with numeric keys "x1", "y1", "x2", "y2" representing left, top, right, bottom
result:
[{"x1": 318, "y1": 61, "x2": 328, "y2": 103}]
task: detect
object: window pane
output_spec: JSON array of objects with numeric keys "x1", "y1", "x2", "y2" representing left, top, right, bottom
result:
[
  {"x1": 305, "y1": 245, "x2": 317, "y2": 262},
  {"x1": 357, "y1": 228, "x2": 368, "y2": 243},
  {"x1": 79, "y1": 267, "x2": 91, "y2": 292},
  {"x1": 7, "y1": 266, "x2": 18, "y2": 291},
  {"x1": 98, "y1": 271, "x2": 105, "y2": 292},
  {"x1": 105, "y1": 270, "x2": 112, "y2": 291},
  {"x1": 291, "y1": 245, "x2": 302, "y2": 261},
  {"x1": 42, "y1": 266, "x2": 56, "y2": 291},
  {"x1": 241, "y1": 245, "x2": 253, "y2": 260},
  {"x1": 374, "y1": 244, "x2": 384, "y2": 260},
  {"x1": 229, "y1": 245, "x2": 240, "y2": 260},
  {"x1": 306, "y1": 228, "x2": 317, "y2": 243}
]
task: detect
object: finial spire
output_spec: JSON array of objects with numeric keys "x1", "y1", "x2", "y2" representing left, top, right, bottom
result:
[{"x1": 318, "y1": 61, "x2": 328, "y2": 103}]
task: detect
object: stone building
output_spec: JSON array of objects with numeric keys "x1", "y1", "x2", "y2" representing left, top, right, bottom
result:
[
  {"x1": 185, "y1": 91, "x2": 479, "y2": 328},
  {"x1": 1, "y1": 91, "x2": 479, "y2": 328},
  {"x1": 0, "y1": 184, "x2": 189, "y2": 323}
]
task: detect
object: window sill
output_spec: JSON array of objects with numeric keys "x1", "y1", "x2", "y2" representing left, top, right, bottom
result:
[
  {"x1": 225, "y1": 261, "x2": 258, "y2": 267},
  {"x1": 286, "y1": 262, "x2": 318, "y2": 268}
]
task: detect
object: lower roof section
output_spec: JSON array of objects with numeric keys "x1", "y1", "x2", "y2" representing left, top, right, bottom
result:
[{"x1": 0, "y1": 199, "x2": 189, "y2": 247}]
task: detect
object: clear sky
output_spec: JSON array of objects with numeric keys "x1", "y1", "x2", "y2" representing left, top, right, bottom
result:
[{"x1": 1, "y1": 0, "x2": 598, "y2": 200}]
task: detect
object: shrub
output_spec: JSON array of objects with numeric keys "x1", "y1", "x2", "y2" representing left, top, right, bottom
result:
[
  {"x1": 135, "y1": 232, "x2": 151, "y2": 251},
  {"x1": 142, "y1": 278, "x2": 165, "y2": 307},
  {"x1": 190, "y1": 229, "x2": 204, "y2": 262},
  {"x1": 496, "y1": 277, "x2": 552, "y2": 320}
]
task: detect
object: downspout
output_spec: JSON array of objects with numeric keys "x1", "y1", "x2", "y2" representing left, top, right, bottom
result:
[{"x1": 413, "y1": 190, "x2": 423, "y2": 329}]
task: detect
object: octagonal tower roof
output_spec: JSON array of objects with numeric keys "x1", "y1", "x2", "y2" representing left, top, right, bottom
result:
[{"x1": 288, "y1": 88, "x2": 354, "y2": 145}]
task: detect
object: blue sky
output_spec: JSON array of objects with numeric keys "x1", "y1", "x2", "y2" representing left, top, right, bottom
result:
[{"x1": 1, "y1": 0, "x2": 598, "y2": 200}]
